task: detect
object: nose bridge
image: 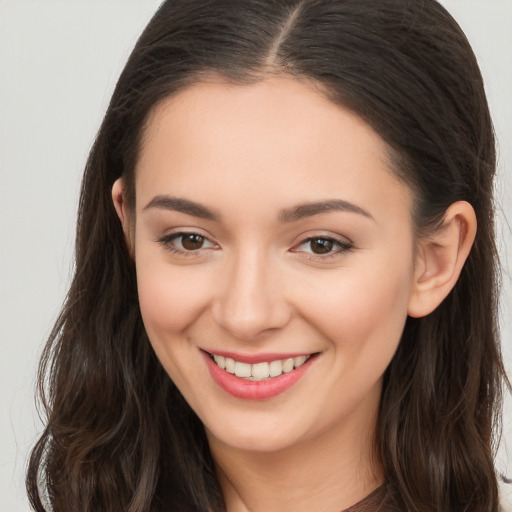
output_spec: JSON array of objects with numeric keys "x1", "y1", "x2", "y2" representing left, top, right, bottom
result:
[{"x1": 213, "y1": 245, "x2": 290, "y2": 340}]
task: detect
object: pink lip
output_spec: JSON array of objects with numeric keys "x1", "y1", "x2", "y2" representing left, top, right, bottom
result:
[
  {"x1": 201, "y1": 349, "x2": 311, "y2": 364},
  {"x1": 201, "y1": 351, "x2": 316, "y2": 400}
]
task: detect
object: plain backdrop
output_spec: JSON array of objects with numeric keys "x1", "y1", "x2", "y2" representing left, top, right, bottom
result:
[{"x1": 0, "y1": 1, "x2": 511, "y2": 511}]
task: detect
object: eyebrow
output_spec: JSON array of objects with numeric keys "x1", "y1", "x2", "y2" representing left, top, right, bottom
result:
[
  {"x1": 143, "y1": 195, "x2": 372, "y2": 223},
  {"x1": 143, "y1": 195, "x2": 220, "y2": 220},
  {"x1": 279, "y1": 199, "x2": 373, "y2": 223}
]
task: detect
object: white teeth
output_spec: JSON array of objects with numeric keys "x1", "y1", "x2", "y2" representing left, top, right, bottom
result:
[
  {"x1": 251, "y1": 362, "x2": 270, "y2": 381},
  {"x1": 282, "y1": 358, "x2": 295, "y2": 373},
  {"x1": 213, "y1": 355, "x2": 226, "y2": 369},
  {"x1": 234, "y1": 362, "x2": 252, "y2": 378},
  {"x1": 294, "y1": 356, "x2": 307, "y2": 368},
  {"x1": 225, "y1": 357, "x2": 236, "y2": 374},
  {"x1": 212, "y1": 353, "x2": 311, "y2": 380},
  {"x1": 269, "y1": 360, "x2": 283, "y2": 377}
]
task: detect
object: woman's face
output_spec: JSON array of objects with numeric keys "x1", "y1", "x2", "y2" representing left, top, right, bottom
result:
[{"x1": 129, "y1": 77, "x2": 417, "y2": 453}]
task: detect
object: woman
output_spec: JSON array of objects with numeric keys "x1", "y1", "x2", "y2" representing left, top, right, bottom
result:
[{"x1": 26, "y1": 0, "x2": 509, "y2": 511}]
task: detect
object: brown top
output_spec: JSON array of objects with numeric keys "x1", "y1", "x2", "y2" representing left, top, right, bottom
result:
[{"x1": 341, "y1": 484, "x2": 390, "y2": 512}]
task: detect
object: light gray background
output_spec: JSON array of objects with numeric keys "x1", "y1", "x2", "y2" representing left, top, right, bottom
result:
[{"x1": 0, "y1": 1, "x2": 510, "y2": 511}]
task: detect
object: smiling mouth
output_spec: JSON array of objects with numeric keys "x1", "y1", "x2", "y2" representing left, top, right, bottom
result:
[{"x1": 206, "y1": 352, "x2": 313, "y2": 381}]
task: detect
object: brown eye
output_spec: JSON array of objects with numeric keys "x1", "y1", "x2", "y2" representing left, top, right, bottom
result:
[
  {"x1": 181, "y1": 234, "x2": 206, "y2": 251},
  {"x1": 158, "y1": 232, "x2": 217, "y2": 254},
  {"x1": 292, "y1": 235, "x2": 353, "y2": 259},
  {"x1": 309, "y1": 238, "x2": 334, "y2": 254}
]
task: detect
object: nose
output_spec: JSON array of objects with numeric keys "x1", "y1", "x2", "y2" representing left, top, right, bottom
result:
[{"x1": 211, "y1": 249, "x2": 291, "y2": 341}]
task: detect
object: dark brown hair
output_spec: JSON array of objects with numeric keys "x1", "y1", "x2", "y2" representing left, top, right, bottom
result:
[{"x1": 27, "y1": 1, "x2": 509, "y2": 511}]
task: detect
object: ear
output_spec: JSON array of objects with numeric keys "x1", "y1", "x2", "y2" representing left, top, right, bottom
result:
[
  {"x1": 408, "y1": 201, "x2": 477, "y2": 318},
  {"x1": 112, "y1": 178, "x2": 134, "y2": 255}
]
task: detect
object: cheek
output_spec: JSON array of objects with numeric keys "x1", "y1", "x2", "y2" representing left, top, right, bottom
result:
[
  {"x1": 135, "y1": 253, "x2": 212, "y2": 342},
  {"x1": 299, "y1": 253, "x2": 414, "y2": 364}
]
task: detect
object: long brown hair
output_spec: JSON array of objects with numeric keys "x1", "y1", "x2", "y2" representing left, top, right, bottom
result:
[{"x1": 27, "y1": 1, "x2": 509, "y2": 511}]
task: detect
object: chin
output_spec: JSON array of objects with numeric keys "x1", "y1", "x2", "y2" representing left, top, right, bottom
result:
[{"x1": 204, "y1": 412, "x2": 311, "y2": 454}]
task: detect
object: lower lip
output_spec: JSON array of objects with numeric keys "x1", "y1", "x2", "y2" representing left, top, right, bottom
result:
[{"x1": 202, "y1": 351, "x2": 315, "y2": 400}]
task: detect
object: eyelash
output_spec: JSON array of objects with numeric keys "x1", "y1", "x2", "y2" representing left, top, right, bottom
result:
[
  {"x1": 156, "y1": 232, "x2": 353, "y2": 260},
  {"x1": 157, "y1": 231, "x2": 218, "y2": 257},
  {"x1": 291, "y1": 235, "x2": 354, "y2": 261}
]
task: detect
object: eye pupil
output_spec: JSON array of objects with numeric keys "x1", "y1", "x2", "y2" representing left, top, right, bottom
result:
[
  {"x1": 182, "y1": 234, "x2": 204, "y2": 251},
  {"x1": 310, "y1": 238, "x2": 334, "y2": 254}
]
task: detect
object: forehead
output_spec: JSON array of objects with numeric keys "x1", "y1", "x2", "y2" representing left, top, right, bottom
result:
[
  {"x1": 135, "y1": 77, "x2": 412, "y2": 223},
  {"x1": 140, "y1": 76, "x2": 389, "y2": 165}
]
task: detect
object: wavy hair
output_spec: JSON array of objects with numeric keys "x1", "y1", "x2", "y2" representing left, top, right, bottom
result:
[{"x1": 27, "y1": 1, "x2": 508, "y2": 511}]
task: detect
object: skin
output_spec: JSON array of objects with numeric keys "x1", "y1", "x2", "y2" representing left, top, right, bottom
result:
[{"x1": 113, "y1": 76, "x2": 476, "y2": 512}]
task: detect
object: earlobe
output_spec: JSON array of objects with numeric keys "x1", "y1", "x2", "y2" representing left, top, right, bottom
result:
[
  {"x1": 111, "y1": 178, "x2": 134, "y2": 255},
  {"x1": 407, "y1": 201, "x2": 477, "y2": 318}
]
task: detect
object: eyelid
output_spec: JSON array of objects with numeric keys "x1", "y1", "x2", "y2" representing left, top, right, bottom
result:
[
  {"x1": 290, "y1": 232, "x2": 354, "y2": 260},
  {"x1": 156, "y1": 229, "x2": 220, "y2": 257},
  {"x1": 290, "y1": 230, "x2": 353, "y2": 247}
]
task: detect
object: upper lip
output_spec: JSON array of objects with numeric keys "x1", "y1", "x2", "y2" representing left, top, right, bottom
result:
[{"x1": 201, "y1": 349, "x2": 316, "y2": 364}]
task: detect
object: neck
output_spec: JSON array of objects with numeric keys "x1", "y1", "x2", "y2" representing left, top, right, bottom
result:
[{"x1": 207, "y1": 412, "x2": 383, "y2": 512}]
